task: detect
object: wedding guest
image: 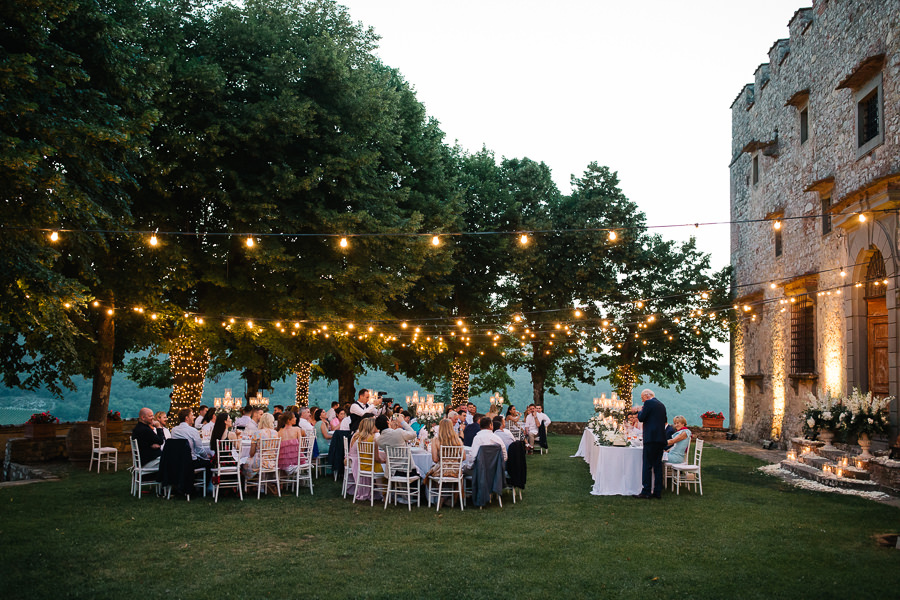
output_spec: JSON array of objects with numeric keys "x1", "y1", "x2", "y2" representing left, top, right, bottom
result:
[
  {"x1": 339, "y1": 407, "x2": 352, "y2": 431},
  {"x1": 634, "y1": 388, "x2": 668, "y2": 499},
  {"x1": 208, "y1": 412, "x2": 237, "y2": 454},
  {"x1": 193, "y1": 405, "x2": 208, "y2": 429},
  {"x1": 297, "y1": 407, "x2": 316, "y2": 435},
  {"x1": 200, "y1": 412, "x2": 216, "y2": 439},
  {"x1": 665, "y1": 416, "x2": 692, "y2": 464},
  {"x1": 326, "y1": 401, "x2": 340, "y2": 423},
  {"x1": 424, "y1": 419, "x2": 464, "y2": 483},
  {"x1": 374, "y1": 414, "x2": 416, "y2": 450},
  {"x1": 314, "y1": 408, "x2": 333, "y2": 454},
  {"x1": 171, "y1": 408, "x2": 214, "y2": 464},
  {"x1": 350, "y1": 417, "x2": 384, "y2": 475},
  {"x1": 465, "y1": 416, "x2": 507, "y2": 470},
  {"x1": 132, "y1": 407, "x2": 165, "y2": 467},
  {"x1": 277, "y1": 411, "x2": 304, "y2": 474},
  {"x1": 505, "y1": 406, "x2": 522, "y2": 432},
  {"x1": 243, "y1": 412, "x2": 279, "y2": 480},
  {"x1": 154, "y1": 411, "x2": 172, "y2": 439},
  {"x1": 492, "y1": 416, "x2": 515, "y2": 449},
  {"x1": 235, "y1": 406, "x2": 254, "y2": 430}
]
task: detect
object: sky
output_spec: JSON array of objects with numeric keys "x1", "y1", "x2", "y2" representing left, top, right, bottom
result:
[{"x1": 337, "y1": 0, "x2": 803, "y2": 270}]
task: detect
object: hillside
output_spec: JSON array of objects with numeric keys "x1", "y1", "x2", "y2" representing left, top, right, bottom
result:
[{"x1": 0, "y1": 361, "x2": 729, "y2": 427}]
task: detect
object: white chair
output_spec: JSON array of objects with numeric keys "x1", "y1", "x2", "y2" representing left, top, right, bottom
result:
[
  {"x1": 214, "y1": 439, "x2": 243, "y2": 502},
  {"x1": 353, "y1": 440, "x2": 387, "y2": 506},
  {"x1": 670, "y1": 439, "x2": 704, "y2": 495},
  {"x1": 383, "y1": 446, "x2": 420, "y2": 510},
  {"x1": 429, "y1": 445, "x2": 465, "y2": 511},
  {"x1": 245, "y1": 437, "x2": 281, "y2": 499},
  {"x1": 128, "y1": 438, "x2": 159, "y2": 498},
  {"x1": 341, "y1": 435, "x2": 354, "y2": 498},
  {"x1": 90, "y1": 426, "x2": 118, "y2": 473},
  {"x1": 291, "y1": 435, "x2": 315, "y2": 496}
]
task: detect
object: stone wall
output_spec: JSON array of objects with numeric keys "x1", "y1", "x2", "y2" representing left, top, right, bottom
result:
[{"x1": 730, "y1": 0, "x2": 900, "y2": 445}]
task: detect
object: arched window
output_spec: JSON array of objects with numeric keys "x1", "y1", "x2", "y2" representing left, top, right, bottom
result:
[{"x1": 865, "y1": 248, "x2": 886, "y2": 299}]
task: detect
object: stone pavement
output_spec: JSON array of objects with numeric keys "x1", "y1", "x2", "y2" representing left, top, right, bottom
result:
[{"x1": 705, "y1": 439, "x2": 785, "y2": 464}]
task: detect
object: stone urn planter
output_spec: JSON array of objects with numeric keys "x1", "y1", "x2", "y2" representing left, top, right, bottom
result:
[
  {"x1": 857, "y1": 432, "x2": 874, "y2": 459},
  {"x1": 702, "y1": 417, "x2": 725, "y2": 429},
  {"x1": 24, "y1": 422, "x2": 57, "y2": 439},
  {"x1": 817, "y1": 429, "x2": 837, "y2": 450}
]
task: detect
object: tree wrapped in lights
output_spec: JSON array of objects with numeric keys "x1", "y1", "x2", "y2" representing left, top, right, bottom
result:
[
  {"x1": 451, "y1": 358, "x2": 470, "y2": 407},
  {"x1": 295, "y1": 361, "x2": 311, "y2": 407},
  {"x1": 169, "y1": 337, "x2": 210, "y2": 415}
]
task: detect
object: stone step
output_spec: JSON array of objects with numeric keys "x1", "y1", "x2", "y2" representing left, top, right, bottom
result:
[{"x1": 780, "y1": 460, "x2": 883, "y2": 492}]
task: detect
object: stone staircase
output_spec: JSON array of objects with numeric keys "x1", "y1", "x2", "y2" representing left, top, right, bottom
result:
[{"x1": 779, "y1": 437, "x2": 893, "y2": 494}]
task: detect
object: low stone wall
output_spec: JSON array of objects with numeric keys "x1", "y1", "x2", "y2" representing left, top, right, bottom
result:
[
  {"x1": 868, "y1": 457, "x2": 900, "y2": 492},
  {"x1": 4, "y1": 462, "x2": 61, "y2": 483}
]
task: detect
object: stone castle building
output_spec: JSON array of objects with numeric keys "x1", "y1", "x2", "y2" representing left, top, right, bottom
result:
[{"x1": 729, "y1": 0, "x2": 900, "y2": 445}]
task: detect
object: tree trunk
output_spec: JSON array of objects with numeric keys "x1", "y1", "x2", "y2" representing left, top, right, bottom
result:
[
  {"x1": 87, "y1": 303, "x2": 115, "y2": 424},
  {"x1": 243, "y1": 368, "x2": 271, "y2": 406},
  {"x1": 337, "y1": 355, "x2": 355, "y2": 407},
  {"x1": 531, "y1": 366, "x2": 546, "y2": 406},
  {"x1": 295, "y1": 361, "x2": 311, "y2": 407},
  {"x1": 615, "y1": 364, "x2": 636, "y2": 410},
  {"x1": 170, "y1": 337, "x2": 210, "y2": 416},
  {"x1": 451, "y1": 357, "x2": 470, "y2": 407}
]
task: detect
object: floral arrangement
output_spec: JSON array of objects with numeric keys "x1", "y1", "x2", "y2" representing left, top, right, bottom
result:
[
  {"x1": 701, "y1": 411, "x2": 724, "y2": 420},
  {"x1": 588, "y1": 406, "x2": 629, "y2": 447},
  {"x1": 27, "y1": 411, "x2": 60, "y2": 425},
  {"x1": 802, "y1": 389, "x2": 844, "y2": 435},
  {"x1": 842, "y1": 388, "x2": 893, "y2": 438},
  {"x1": 107, "y1": 410, "x2": 122, "y2": 421}
]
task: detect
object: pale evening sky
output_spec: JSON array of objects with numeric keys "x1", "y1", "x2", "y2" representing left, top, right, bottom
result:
[{"x1": 338, "y1": 0, "x2": 802, "y2": 271}]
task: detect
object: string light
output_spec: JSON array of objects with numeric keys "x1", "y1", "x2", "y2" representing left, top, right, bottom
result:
[
  {"x1": 773, "y1": 221, "x2": 782, "y2": 230},
  {"x1": 295, "y1": 361, "x2": 312, "y2": 407},
  {"x1": 169, "y1": 337, "x2": 210, "y2": 416},
  {"x1": 858, "y1": 213, "x2": 867, "y2": 223},
  {"x1": 149, "y1": 234, "x2": 158, "y2": 246},
  {"x1": 49, "y1": 231, "x2": 59, "y2": 242},
  {"x1": 431, "y1": 235, "x2": 440, "y2": 246},
  {"x1": 339, "y1": 237, "x2": 348, "y2": 248},
  {"x1": 608, "y1": 230, "x2": 617, "y2": 242},
  {"x1": 519, "y1": 233, "x2": 529, "y2": 245},
  {"x1": 246, "y1": 237, "x2": 255, "y2": 248}
]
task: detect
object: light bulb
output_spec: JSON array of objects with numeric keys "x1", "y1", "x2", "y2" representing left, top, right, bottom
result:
[
  {"x1": 246, "y1": 237, "x2": 255, "y2": 248},
  {"x1": 858, "y1": 213, "x2": 867, "y2": 223},
  {"x1": 608, "y1": 230, "x2": 617, "y2": 242},
  {"x1": 773, "y1": 221, "x2": 782, "y2": 230},
  {"x1": 431, "y1": 235, "x2": 440, "y2": 246},
  {"x1": 49, "y1": 231, "x2": 59, "y2": 242},
  {"x1": 150, "y1": 234, "x2": 158, "y2": 246},
  {"x1": 339, "y1": 237, "x2": 348, "y2": 248},
  {"x1": 519, "y1": 233, "x2": 528, "y2": 245}
]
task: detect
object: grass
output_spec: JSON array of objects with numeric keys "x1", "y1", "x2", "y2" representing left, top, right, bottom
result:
[{"x1": 1, "y1": 435, "x2": 898, "y2": 599}]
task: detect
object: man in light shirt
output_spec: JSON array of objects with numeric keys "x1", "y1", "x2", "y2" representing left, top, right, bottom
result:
[
  {"x1": 171, "y1": 408, "x2": 214, "y2": 462},
  {"x1": 465, "y1": 417, "x2": 507, "y2": 470},
  {"x1": 492, "y1": 416, "x2": 515, "y2": 449},
  {"x1": 193, "y1": 405, "x2": 208, "y2": 429},
  {"x1": 297, "y1": 407, "x2": 316, "y2": 434},
  {"x1": 349, "y1": 389, "x2": 378, "y2": 432}
]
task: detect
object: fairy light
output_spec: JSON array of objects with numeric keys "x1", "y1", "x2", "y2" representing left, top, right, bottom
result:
[
  {"x1": 773, "y1": 221, "x2": 782, "y2": 230},
  {"x1": 295, "y1": 361, "x2": 312, "y2": 407},
  {"x1": 519, "y1": 233, "x2": 529, "y2": 245},
  {"x1": 169, "y1": 337, "x2": 210, "y2": 415},
  {"x1": 246, "y1": 237, "x2": 255, "y2": 248},
  {"x1": 339, "y1": 237, "x2": 348, "y2": 248},
  {"x1": 149, "y1": 234, "x2": 158, "y2": 246},
  {"x1": 608, "y1": 230, "x2": 617, "y2": 242},
  {"x1": 858, "y1": 213, "x2": 867, "y2": 223},
  {"x1": 431, "y1": 235, "x2": 440, "y2": 246},
  {"x1": 451, "y1": 357, "x2": 470, "y2": 407},
  {"x1": 49, "y1": 231, "x2": 59, "y2": 242}
]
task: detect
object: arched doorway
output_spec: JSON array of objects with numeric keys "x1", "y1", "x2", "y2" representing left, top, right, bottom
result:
[{"x1": 865, "y1": 249, "x2": 889, "y2": 397}]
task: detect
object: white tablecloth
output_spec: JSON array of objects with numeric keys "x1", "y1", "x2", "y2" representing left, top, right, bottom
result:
[
  {"x1": 573, "y1": 429, "x2": 643, "y2": 496},
  {"x1": 409, "y1": 449, "x2": 433, "y2": 477}
]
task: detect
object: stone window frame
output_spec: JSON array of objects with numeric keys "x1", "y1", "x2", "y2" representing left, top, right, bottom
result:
[
  {"x1": 752, "y1": 154, "x2": 760, "y2": 186},
  {"x1": 856, "y1": 72, "x2": 884, "y2": 158},
  {"x1": 799, "y1": 103, "x2": 809, "y2": 145},
  {"x1": 790, "y1": 295, "x2": 816, "y2": 374}
]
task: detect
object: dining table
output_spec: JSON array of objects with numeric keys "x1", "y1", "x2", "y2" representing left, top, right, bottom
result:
[{"x1": 573, "y1": 429, "x2": 643, "y2": 496}]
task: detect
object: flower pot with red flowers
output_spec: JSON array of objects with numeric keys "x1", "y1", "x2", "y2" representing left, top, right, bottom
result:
[
  {"x1": 106, "y1": 410, "x2": 123, "y2": 435},
  {"x1": 701, "y1": 411, "x2": 725, "y2": 429},
  {"x1": 24, "y1": 412, "x2": 60, "y2": 439}
]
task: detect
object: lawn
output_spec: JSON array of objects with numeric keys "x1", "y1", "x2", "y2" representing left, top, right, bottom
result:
[{"x1": 1, "y1": 435, "x2": 897, "y2": 599}]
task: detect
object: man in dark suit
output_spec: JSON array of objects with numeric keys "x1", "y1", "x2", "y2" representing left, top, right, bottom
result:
[{"x1": 634, "y1": 389, "x2": 667, "y2": 499}]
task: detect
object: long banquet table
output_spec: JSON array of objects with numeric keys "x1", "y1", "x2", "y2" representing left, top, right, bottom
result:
[{"x1": 573, "y1": 429, "x2": 643, "y2": 496}]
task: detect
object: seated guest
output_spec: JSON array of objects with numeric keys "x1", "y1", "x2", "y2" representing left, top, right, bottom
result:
[
  {"x1": 447, "y1": 410, "x2": 462, "y2": 434},
  {"x1": 465, "y1": 402, "x2": 477, "y2": 425},
  {"x1": 492, "y1": 416, "x2": 515, "y2": 449},
  {"x1": 326, "y1": 401, "x2": 340, "y2": 423},
  {"x1": 171, "y1": 408, "x2": 214, "y2": 467},
  {"x1": 424, "y1": 419, "x2": 464, "y2": 483},
  {"x1": 273, "y1": 404, "x2": 284, "y2": 421},
  {"x1": 626, "y1": 413, "x2": 643, "y2": 446},
  {"x1": 277, "y1": 411, "x2": 304, "y2": 474},
  {"x1": 374, "y1": 414, "x2": 416, "y2": 450},
  {"x1": 337, "y1": 407, "x2": 350, "y2": 431},
  {"x1": 523, "y1": 405, "x2": 540, "y2": 450},
  {"x1": 505, "y1": 405, "x2": 522, "y2": 432},
  {"x1": 314, "y1": 408, "x2": 333, "y2": 454},
  {"x1": 242, "y1": 412, "x2": 279, "y2": 480},
  {"x1": 350, "y1": 417, "x2": 384, "y2": 475},
  {"x1": 200, "y1": 411, "x2": 216, "y2": 439},
  {"x1": 297, "y1": 407, "x2": 316, "y2": 435},
  {"x1": 208, "y1": 412, "x2": 237, "y2": 455},
  {"x1": 193, "y1": 405, "x2": 208, "y2": 429},
  {"x1": 132, "y1": 407, "x2": 165, "y2": 468},
  {"x1": 235, "y1": 405, "x2": 254, "y2": 431},
  {"x1": 154, "y1": 411, "x2": 172, "y2": 439},
  {"x1": 465, "y1": 416, "x2": 507, "y2": 470},
  {"x1": 665, "y1": 415, "x2": 692, "y2": 464}
]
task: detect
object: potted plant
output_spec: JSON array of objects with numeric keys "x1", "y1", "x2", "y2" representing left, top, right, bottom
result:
[
  {"x1": 701, "y1": 411, "x2": 725, "y2": 428},
  {"x1": 843, "y1": 388, "x2": 893, "y2": 459},
  {"x1": 106, "y1": 410, "x2": 123, "y2": 435},
  {"x1": 24, "y1": 412, "x2": 60, "y2": 439},
  {"x1": 802, "y1": 390, "x2": 844, "y2": 450}
]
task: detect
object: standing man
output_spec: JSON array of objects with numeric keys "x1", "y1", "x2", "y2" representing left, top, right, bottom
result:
[
  {"x1": 634, "y1": 388, "x2": 667, "y2": 499},
  {"x1": 349, "y1": 389, "x2": 377, "y2": 432}
]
